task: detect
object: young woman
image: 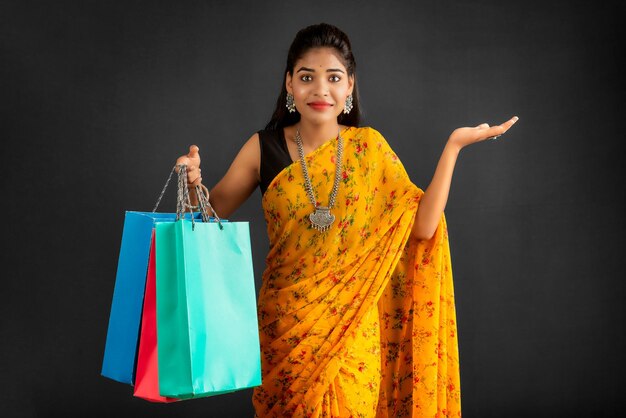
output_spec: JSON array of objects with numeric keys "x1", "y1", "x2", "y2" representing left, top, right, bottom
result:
[{"x1": 177, "y1": 23, "x2": 518, "y2": 418}]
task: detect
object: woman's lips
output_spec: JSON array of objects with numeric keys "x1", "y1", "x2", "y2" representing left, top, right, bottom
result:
[{"x1": 308, "y1": 102, "x2": 332, "y2": 110}]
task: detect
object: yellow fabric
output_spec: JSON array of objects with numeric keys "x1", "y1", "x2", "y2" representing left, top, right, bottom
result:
[{"x1": 252, "y1": 126, "x2": 461, "y2": 417}]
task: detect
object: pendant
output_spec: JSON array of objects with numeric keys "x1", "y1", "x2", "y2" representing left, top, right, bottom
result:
[{"x1": 309, "y1": 206, "x2": 335, "y2": 232}]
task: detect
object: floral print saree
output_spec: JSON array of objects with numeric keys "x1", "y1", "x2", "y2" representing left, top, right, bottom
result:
[{"x1": 252, "y1": 126, "x2": 461, "y2": 417}]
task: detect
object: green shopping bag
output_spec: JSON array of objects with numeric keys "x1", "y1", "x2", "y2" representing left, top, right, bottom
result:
[{"x1": 155, "y1": 218, "x2": 262, "y2": 399}]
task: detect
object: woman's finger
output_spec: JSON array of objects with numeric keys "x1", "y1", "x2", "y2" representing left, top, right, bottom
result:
[
  {"x1": 483, "y1": 116, "x2": 519, "y2": 141},
  {"x1": 175, "y1": 158, "x2": 189, "y2": 172},
  {"x1": 189, "y1": 174, "x2": 202, "y2": 186},
  {"x1": 188, "y1": 145, "x2": 200, "y2": 158},
  {"x1": 176, "y1": 143, "x2": 202, "y2": 175},
  {"x1": 483, "y1": 128, "x2": 505, "y2": 140},
  {"x1": 500, "y1": 116, "x2": 519, "y2": 131}
]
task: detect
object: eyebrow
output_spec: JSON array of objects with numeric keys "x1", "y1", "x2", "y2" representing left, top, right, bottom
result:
[{"x1": 296, "y1": 66, "x2": 345, "y2": 74}]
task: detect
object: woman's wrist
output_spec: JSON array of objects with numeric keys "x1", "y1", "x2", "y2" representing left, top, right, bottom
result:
[{"x1": 445, "y1": 138, "x2": 463, "y2": 154}]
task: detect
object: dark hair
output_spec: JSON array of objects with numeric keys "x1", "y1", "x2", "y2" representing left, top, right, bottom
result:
[{"x1": 265, "y1": 23, "x2": 361, "y2": 131}]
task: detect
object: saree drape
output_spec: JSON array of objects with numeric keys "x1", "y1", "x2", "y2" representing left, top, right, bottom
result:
[{"x1": 253, "y1": 126, "x2": 461, "y2": 418}]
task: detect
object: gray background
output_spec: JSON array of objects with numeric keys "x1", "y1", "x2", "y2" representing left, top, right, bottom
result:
[{"x1": 2, "y1": 0, "x2": 624, "y2": 417}]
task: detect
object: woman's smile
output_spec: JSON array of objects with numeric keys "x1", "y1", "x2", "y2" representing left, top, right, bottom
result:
[{"x1": 307, "y1": 101, "x2": 333, "y2": 111}]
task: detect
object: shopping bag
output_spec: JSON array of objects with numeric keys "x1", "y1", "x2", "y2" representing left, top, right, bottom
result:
[
  {"x1": 155, "y1": 218, "x2": 262, "y2": 399},
  {"x1": 101, "y1": 210, "x2": 200, "y2": 384},
  {"x1": 133, "y1": 233, "x2": 179, "y2": 402}
]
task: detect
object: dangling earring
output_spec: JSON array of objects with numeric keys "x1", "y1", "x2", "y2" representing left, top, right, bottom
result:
[
  {"x1": 286, "y1": 93, "x2": 296, "y2": 113},
  {"x1": 343, "y1": 94, "x2": 353, "y2": 114}
]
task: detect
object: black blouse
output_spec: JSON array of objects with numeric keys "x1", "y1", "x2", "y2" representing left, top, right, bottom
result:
[{"x1": 258, "y1": 129, "x2": 294, "y2": 195}]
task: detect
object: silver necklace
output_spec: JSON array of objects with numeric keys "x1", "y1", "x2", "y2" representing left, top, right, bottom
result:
[{"x1": 295, "y1": 128, "x2": 344, "y2": 232}]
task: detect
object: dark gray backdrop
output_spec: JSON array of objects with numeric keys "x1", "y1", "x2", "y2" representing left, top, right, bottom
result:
[{"x1": 2, "y1": 0, "x2": 624, "y2": 417}]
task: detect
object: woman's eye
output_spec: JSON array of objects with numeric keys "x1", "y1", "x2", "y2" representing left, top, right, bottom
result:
[
  {"x1": 329, "y1": 75, "x2": 341, "y2": 82},
  {"x1": 300, "y1": 75, "x2": 312, "y2": 82}
]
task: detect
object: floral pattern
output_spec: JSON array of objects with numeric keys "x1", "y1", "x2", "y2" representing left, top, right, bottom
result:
[{"x1": 253, "y1": 126, "x2": 461, "y2": 417}]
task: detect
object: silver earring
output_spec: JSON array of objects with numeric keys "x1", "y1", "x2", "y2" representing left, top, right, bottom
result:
[
  {"x1": 286, "y1": 93, "x2": 296, "y2": 113},
  {"x1": 343, "y1": 94, "x2": 353, "y2": 114}
]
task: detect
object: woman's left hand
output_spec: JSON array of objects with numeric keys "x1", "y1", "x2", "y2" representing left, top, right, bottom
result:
[{"x1": 448, "y1": 116, "x2": 519, "y2": 150}]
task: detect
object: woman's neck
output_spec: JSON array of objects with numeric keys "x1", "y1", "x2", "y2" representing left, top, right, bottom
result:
[{"x1": 296, "y1": 120, "x2": 342, "y2": 149}]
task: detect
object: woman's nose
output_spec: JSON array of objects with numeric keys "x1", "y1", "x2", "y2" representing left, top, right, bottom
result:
[{"x1": 312, "y1": 78, "x2": 330, "y2": 96}]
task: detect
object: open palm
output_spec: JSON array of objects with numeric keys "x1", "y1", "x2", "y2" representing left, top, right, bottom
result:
[{"x1": 449, "y1": 116, "x2": 519, "y2": 150}]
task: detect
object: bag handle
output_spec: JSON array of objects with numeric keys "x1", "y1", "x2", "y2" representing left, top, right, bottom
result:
[{"x1": 152, "y1": 165, "x2": 223, "y2": 230}]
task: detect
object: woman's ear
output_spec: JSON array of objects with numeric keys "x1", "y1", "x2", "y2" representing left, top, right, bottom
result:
[
  {"x1": 285, "y1": 72, "x2": 293, "y2": 94},
  {"x1": 347, "y1": 74, "x2": 355, "y2": 96}
]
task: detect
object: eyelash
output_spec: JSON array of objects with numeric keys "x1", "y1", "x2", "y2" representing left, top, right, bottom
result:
[{"x1": 300, "y1": 75, "x2": 341, "y2": 82}]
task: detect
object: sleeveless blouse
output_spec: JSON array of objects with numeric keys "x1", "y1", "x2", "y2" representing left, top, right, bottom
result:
[{"x1": 257, "y1": 129, "x2": 293, "y2": 195}]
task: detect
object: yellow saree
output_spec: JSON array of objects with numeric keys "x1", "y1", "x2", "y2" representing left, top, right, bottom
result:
[{"x1": 252, "y1": 126, "x2": 461, "y2": 417}]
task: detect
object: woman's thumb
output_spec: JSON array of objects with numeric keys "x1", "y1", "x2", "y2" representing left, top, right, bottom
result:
[{"x1": 188, "y1": 145, "x2": 200, "y2": 158}]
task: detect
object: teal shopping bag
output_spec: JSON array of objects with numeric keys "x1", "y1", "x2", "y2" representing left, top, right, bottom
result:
[{"x1": 155, "y1": 219, "x2": 262, "y2": 399}]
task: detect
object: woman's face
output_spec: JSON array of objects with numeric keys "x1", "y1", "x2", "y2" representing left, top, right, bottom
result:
[{"x1": 286, "y1": 47, "x2": 354, "y2": 125}]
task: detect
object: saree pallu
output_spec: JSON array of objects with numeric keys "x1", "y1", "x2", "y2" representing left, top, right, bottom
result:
[{"x1": 253, "y1": 126, "x2": 461, "y2": 417}]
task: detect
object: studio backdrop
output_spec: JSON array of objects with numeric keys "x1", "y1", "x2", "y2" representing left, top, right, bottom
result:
[{"x1": 1, "y1": 1, "x2": 624, "y2": 417}]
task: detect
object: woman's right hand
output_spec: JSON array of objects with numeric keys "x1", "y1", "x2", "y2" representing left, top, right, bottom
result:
[{"x1": 176, "y1": 145, "x2": 202, "y2": 187}]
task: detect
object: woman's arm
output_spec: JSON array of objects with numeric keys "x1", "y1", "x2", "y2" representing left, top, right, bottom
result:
[
  {"x1": 177, "y1": 133, "x2": 261, "y2": 219},
  {"x1": 411, "y1": 141, "x2": 460, "y2": 240},
  {"x1": 411, "y1": 116, "x2": 519, "y2": 240},
  {"x1": 207, "y1": 133, "x2": 260, "y2": 218}
]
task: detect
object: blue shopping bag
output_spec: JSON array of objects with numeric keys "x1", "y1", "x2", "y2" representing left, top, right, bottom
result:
[
  {"x1": 155, "y1": 219, "x2": 262, "y2": 398},
  {"x1": 101, "y1": 210, "x2": 201, "y2": 384}
]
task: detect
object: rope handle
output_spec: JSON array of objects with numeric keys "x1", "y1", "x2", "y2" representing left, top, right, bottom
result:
[
  {"x1": 152, "y1": 164, "x2": 223, "y2": 230},
  {"x1": 195, "y1": 183, "x2": 223, "y2": 230}
]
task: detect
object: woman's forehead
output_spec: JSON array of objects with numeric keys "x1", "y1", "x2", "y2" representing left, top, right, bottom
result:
[{"x1": 294, "y1": 47, "x2": 346, "y2": 71}]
